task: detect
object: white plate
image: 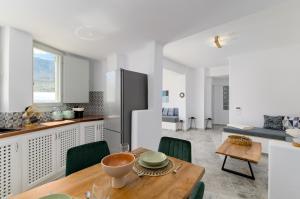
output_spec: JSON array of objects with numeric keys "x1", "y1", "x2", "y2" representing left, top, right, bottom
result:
[
  {"x1": 138, "y1": 158, "x2": 169, "y2": 169},
  {"x1": 139, "y1": 151, "x2": 167, "y2": 166}
]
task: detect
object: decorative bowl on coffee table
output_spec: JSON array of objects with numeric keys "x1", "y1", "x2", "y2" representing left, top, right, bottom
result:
[{"x1": 101, "y1": 152, "x2": 135, "y2": 188}]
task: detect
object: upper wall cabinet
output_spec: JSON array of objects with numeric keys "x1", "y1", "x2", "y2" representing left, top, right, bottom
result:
[{"x1": 63, "y1": 55, "x2": 90, "y2": 103}]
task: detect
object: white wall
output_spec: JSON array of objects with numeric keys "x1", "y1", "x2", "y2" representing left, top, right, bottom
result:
[
  {"x1": 162, "y1": 68, "x2": 186, "y2": 128},
  {"x1": 127, "y1": 42, "x2": 163, "y2": 150},
  {"x1": 229, "y1": 44, "x2": 300, "y2": 127},
  {"x1": 0, "y1": 27, "x2": 33, "y2": 112},
  {"x1": 187, "y1": 67, "x2": 206, "y2": 129},
  {"x1": 208, "y1": 65, "x2": 229, "y2": 77}
]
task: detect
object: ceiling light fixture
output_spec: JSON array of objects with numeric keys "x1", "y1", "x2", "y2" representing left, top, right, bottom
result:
[
  {"x1": 74, "y1": 26, "x2": 103, "y2": 41},
  {"x1": 214, "y1": 35, "x2": 222, "y2": 48}
]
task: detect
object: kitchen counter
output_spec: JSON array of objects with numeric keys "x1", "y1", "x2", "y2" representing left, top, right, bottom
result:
[{"x1": 0, "y1": 115, "x2": 105, "y2": 139}]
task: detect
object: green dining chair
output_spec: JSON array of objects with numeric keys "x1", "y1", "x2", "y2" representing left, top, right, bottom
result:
[
  {"x1": 158, "y1": 136, "x2": 205, "y2": 199},
  {"x1": 66, "y1": 141, "x2": 110, "y2": 176},
  {"x1": 158, "y1": 136, "x2": 192, "y2": 162},
  {"x1": 190, "y1": 181, "x2": 205, "y2": 199}
]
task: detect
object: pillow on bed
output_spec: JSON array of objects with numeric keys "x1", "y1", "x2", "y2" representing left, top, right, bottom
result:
[{"x1": 263, "y1": 115, "x2": 284, "y2": 130}]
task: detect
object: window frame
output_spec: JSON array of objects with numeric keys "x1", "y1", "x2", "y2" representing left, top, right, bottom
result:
[{"x1": 33, "y1": 42, "x2": 63, "y2": 107}]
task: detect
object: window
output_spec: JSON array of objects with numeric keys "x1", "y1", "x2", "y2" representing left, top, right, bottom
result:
[{"x1": 33, "y1": 44, "x2": 62, "y2": 103}]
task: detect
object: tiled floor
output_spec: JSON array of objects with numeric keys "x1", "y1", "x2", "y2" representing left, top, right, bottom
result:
[{"x1": 162, "y1": 126, "x2": 268, "y2": 199}]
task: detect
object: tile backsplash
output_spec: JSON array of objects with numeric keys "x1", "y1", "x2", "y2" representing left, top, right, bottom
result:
[
  {"x1": 0, "y1": 91, "x2": 104, "y2": 128},
  {"x1": 0, "y1": 112, "x2": 23, "y2": 128},
  {"x1": 66, "y1": 91, "x2": 104, "y2": 116}
]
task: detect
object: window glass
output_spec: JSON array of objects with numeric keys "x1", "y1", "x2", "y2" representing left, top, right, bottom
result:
[{"x1": 33, "y1": 47, "x2": 61, "y2": 103}]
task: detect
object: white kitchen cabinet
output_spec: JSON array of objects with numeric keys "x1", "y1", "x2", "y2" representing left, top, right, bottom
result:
[
  {"x1": 63, "y1": 55, "x2": 90, "y2": 103},
  {"x1": 0, "y1": 137, "x2": 22, "y2": 198},
  {"x1": 21, "y1": 129, "x2": 56, "y2": 191},
  {"x1": 95, "y1": 120, "x2": 104, "y2": 141},
  {"x1": 103, "y1": 129, "x2": 121, "y2": 153},
  {"x1": 55, "y1": 124, "x2": 80, "y2": 175},
  {"x1": 80, "y1": 121, "x2": 104, "y2": 144},
  {"x1": 0, "y1": 119, "x2": 104, "y2": 197}
]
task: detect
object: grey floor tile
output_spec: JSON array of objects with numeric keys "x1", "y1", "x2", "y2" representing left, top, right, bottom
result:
[{"x1": 162, "y1": 126, "x2": 268, "y2": 199}]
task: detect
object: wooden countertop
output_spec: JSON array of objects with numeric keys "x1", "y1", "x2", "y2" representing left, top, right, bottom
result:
[{"x1": 0, "y1": 115, "x2": 105, "y2": 139}]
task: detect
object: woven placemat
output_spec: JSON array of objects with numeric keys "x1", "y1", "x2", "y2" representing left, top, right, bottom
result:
[{"x1": 133, "y1": 159, "x2": 175, "y2": 176}]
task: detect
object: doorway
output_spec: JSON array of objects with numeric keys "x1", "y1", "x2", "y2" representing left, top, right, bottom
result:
[{"x1": 212, "y1": 76, "x2": 229, "y2": 125}]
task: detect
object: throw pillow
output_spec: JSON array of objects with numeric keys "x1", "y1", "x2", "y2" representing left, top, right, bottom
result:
[
  {"x1": 263, "y1": 115, "x2": 284, "y2": 130},
  {"x1": 167, "y1": 108, "x2": 174, "y2": 116},
  {"x1": 162, "y1": 108, "x2": 168, "y2": 116},
  {"x1": 282, "y1": 116, "x2": 300, "y2": 129},
  {"x1": 174, "y1": 108, "x2": 179, "y2": 116}
]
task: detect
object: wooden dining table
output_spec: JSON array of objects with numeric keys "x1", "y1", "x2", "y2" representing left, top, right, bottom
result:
[{"x1": 12, "y1": 148, "x2": 205, "y2": 199}]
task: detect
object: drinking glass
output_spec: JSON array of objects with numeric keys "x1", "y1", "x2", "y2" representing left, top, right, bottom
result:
[{"x1": 92, "y1": 180, "x2": 112, "y2": 199}]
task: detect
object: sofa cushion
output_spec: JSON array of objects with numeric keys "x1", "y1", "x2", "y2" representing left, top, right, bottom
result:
[
  {"x1": 162, "y1": 116, "x2": 179, "y2": 123},
  {"x1": 167, "y1": 108, "x2": 174, "y2": 116},
  {"x1": 223, "y1": 127, "x2": 290, "y2": 141},
  {"x1": 263, "y1": 115, "x2": 284, "y2": 130}
]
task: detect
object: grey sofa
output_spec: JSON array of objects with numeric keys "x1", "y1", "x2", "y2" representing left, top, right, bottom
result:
[
  {"x1": 162, "y1": 108, "x2": 179, "y2": 123},
  {"x1": 223, "y1": 127, "x2": 292, "y2": 142}
]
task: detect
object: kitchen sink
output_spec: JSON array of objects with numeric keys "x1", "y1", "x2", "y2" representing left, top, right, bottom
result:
[{"x1": 0, "y1": 128, "x2": 20, "y2": 134}]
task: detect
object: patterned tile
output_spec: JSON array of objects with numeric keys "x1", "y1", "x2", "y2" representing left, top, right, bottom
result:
[
  {"x1": 0, "y1": 91, "x2": 104, "y2": 128},
  {"x1": 66, "y1": 91, "x2": 104, "y2": 116}
]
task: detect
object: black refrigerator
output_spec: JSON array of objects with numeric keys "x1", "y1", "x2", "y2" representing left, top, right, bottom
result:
[{"x1": 103, "y1": 69, "x2": 148, "y2": 152}]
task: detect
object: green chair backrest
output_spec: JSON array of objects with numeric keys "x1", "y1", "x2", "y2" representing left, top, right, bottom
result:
[
  {"x1": 158, "y1": 136, "x2": 192, "y2": 163},
  {"x1": 66, "y1": 141, "x2": 110, "y2": 176},
  {"x1": 190, "y1": 181, "x2": 205, "y2": 199}
]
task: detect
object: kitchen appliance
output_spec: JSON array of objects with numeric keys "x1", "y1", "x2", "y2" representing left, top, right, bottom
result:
[
  {"x1": 104, "y1": 69, "x2": 148, "y2": 152},
  {"x1": 73, "y1": 107, "x2": 84, "y2": 118}
]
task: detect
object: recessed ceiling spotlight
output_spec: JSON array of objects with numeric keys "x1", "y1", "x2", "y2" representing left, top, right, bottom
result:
[{"x1": 74, "y1": 26, "x2": 103, "y2": 41}]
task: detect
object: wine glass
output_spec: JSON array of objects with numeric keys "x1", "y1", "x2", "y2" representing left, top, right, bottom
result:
[{"x1": 120, "y1": 143, "x2": 130, "y2": 152}]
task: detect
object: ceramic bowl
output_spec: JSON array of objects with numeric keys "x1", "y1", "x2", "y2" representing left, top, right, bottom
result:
[
  {"x1": 293, "y1": 137, "x2": 300, "y2": 144},
  {"x1": 139, "y1": 151, "x2": 167, "y2": 166},
  {"x1": 51, "y1": 111, "x2": 63, "y2": 121},
  {"x1": 62, "y1": 110, "x2": 75, "y2": 119},
  {"x1": 101, "y1": 152, "x2": 135, "y2": 188}
]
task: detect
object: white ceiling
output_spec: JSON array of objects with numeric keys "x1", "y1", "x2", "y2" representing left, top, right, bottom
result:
[
  {"x1": 0, "y1": 0, "x2": 283, "y2": 61},
  {"x1": 164, "y1": 0, "x2": 300, "y2": 68}
]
